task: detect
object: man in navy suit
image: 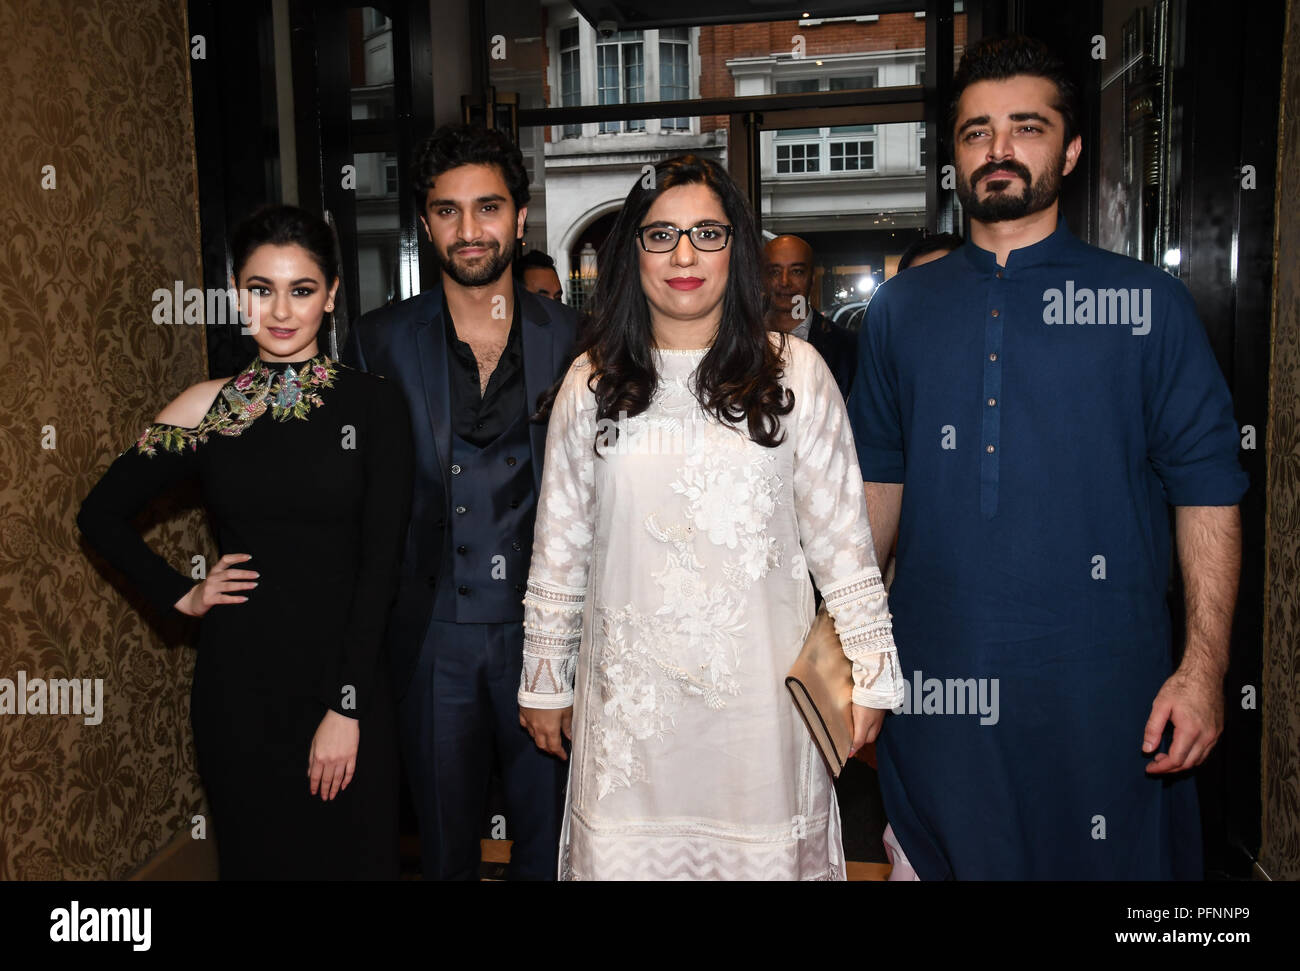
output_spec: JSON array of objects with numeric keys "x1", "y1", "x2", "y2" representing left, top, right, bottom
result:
[
  {"x1": 344, "y1": 124, "x2": 578, "y2": 880},
  {"x1": 762, "y1": 235, "x2": 859, "y2": 399}
]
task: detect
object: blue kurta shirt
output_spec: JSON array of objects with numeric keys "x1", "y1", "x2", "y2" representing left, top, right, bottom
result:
[{"x1": 847, "y1": 215, "x2": 1248, "y2": 879}]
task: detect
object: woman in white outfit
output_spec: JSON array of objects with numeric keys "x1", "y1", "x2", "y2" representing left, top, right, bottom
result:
[{"x1": 518, "y1": 155, "x2": 904, "y2": 880}]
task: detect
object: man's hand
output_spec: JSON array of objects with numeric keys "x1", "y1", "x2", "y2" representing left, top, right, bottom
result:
[
  {"x1": 1142, "y1": 666, "x2": 1224, "y2": 774},
  {"x1": 308, "y1": 708, "x2": 360, "y2": 800},
  {"x1": 520, "y1": 705, "x2": 573, "y2": 760},
  {"x1": 1142, "y1": 505, "x2": 1240, "y2": 776},
  {"x1": 850, "y1": 703, "x2": 886, "y2": 757}
]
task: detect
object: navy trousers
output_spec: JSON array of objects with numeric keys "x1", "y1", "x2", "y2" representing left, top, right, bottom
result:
[{"x1": 399, "y1": 617, "x2": 566, "y2": 880}]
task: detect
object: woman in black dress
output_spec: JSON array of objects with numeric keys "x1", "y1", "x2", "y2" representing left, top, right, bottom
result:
[{"x1": 78, "y1": 206, "x2": 412, "y2": 879}]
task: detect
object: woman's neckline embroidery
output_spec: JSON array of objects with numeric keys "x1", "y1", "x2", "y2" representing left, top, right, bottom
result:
[{"x1": 136, "y1": 355, "x2": 339, "y2": 456}]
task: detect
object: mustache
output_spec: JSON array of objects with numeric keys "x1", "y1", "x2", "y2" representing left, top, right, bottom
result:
[
  {"x1": 450, "y1": 240, "x2": 500, "y2": 254},
  {"x1": 971, "y1": 159, "x2": 1033, "y2": 187}
]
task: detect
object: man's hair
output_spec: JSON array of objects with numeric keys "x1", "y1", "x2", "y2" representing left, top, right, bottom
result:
[
  {"x1": 410, "y1": 123, "x2": 530, "y2": 213},
  {"x1": 947, "y1": 35, "x2": 1081, "y2": 149},
  {"x1": 898, "y1": 232, "x2": 965, "y2": 271},
  {"x1": 514, "y1": 249, "x2": 557, "y2": 277}
]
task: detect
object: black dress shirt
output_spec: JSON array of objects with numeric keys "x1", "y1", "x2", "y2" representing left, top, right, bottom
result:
[{"x1": 443, "y1": 294, "x2": 525, "y2": 447}]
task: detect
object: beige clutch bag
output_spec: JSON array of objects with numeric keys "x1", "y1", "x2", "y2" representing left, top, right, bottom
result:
[{"x1": 785, "y1": 604, "x2": 855, "y2": 778}]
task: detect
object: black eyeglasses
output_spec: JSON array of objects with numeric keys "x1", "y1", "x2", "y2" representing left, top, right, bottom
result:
[{"x1": 636, "y1": 224, "x2": 734, "y2": 253}]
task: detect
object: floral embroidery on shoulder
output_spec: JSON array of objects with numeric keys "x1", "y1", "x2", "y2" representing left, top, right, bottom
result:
[{"x1": 136, "y1": 355, "x2": 338, "y2": 456}]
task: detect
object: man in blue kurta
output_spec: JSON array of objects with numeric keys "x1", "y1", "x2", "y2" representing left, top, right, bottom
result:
[{"x1": 848, "y1": 35, "x2": 1248, "y2": 879}]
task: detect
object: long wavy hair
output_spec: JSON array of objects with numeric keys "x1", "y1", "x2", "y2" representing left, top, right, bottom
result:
[{"x1": 560, "y1": 154, "x2": 793, "y2": 451}]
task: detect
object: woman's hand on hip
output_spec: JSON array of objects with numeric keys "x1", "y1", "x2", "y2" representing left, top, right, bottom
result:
[{"x1": 175, "y1": 552, "x2": 258, "y2": 617}]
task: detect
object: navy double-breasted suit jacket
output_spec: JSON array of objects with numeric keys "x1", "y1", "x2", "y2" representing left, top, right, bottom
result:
[{"x1": 343, "y1": 281, "x2": 579, "y2": 694}]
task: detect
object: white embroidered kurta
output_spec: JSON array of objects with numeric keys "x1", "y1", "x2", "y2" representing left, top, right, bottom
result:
[{"x1": 518, "y1": 335, "x2": 903, "y2": 880}]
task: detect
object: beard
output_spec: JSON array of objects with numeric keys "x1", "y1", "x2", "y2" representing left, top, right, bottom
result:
[
  {"x1": 434, "y1": 235, "x2": 518, "y2": 287},
  {"x1": 956, "y1": 148, "x2": 1066, "y2": 223}
]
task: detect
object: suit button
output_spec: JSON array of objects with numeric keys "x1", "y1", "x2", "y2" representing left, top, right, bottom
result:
[
  {"x1": 433, "y1": 519, "x2": 445, "y2": 528},
  {"x1": 457, "y1": 545, "x2": 467, "y2": 554},
  {"x1": 505, "y1": 456, "x2": 517, "y2": 466},
  {"x1": 515, "y1": 583, "x2": 525, "y2": 593},
  {"x1": 426, "y1": 576, "x2": 437, "y2": 588},
  {"x1": 509, "y1": 499, "x2": 520, "y2": 509},
  {"x1": 458, "y1": 585, "x2": 469, "y2": 595},
  {"x1": 451, "y1": 464, "x2": 462, "y2": 475},
  {"x1": 455, "y1": 505, "x2": 467, "y2": 515},
  {"x1": 512, "y1": 541, "x2": 522, "y2": 552}
]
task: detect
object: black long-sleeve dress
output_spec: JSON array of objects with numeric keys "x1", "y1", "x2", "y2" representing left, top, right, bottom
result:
[{"x1": 77, "y1": 354, "x2": 413, "y2": 879}]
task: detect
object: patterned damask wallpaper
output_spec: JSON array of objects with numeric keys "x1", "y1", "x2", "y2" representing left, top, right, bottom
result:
[
  {"x1": 0, "y1": 0, "x2": 210, "y2": 878},
  {"x1": 1262, "y1": 0, "x2": 1300, "y2": 882}
]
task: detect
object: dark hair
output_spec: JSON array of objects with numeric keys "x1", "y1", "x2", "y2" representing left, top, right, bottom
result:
[
  {"x1": 410, "y1": 123, "x2": 530, "y2": 214},
  {"x1": 230, "y1": 205, "x2": 338, "y2": 284},
  {"x1": 948, "y1": 35, "x2": 1080, "y2": 150},
  {"x1": 514, "y1": 249, "x2": 557, "y2": 277},
  {"x1": 898, "y1": 232, "x2": 965, "y2": 270},
  {"x1": 573, "y1": 154, "x2": 794, "y2": 451}
]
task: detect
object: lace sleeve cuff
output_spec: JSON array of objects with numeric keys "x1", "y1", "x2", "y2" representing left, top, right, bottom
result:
[
  {"x1": 518, "y1": 578, "x2": 584, "y2": 709},
  {"x1": 822, "y1": 570, "x2": 905, "y2": 710}
]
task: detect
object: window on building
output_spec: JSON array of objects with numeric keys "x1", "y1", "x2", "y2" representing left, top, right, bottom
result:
[
  {"x1": 384, "y1": 155, "x2": 398, "y2": 195},
  {"x1": 774, "y1": 73, "x2": 878, "y2": 176},
  {"x1": 774, "y1": 78, "x2": 821, "y2": 174},
  {"x1": 776, "y1": 142, "x2": 820, "y2": 174},
  {"x1": 660, "y1": 27, "x2": 690, "y2": 131},
  {"x1": 560, "y1": 26, "x2": 581, "y2": 139},
  {"x1": 829, "y1": 73, "x2": 877, "y2": 170},
  {"x1": 597, "y1": 29, "x2": 645, "y2": 134},
  {"x1": 918, "y1": 120, "x2": 927, "y2": 168},
  {"x1": 829, "y1": 140, "x2": 874, "y2": 171}
]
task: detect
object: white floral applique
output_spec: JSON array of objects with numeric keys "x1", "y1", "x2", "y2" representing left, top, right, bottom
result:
[
  {"x1": 670, "y1": 432, "x2": 784, "y2": 584},
  {"x1": 592, "y1": 537, "x2": 752, "y2": 799},
  {"x1": 651, "y1": 548, "x2": 747, "y2": 702},
  {"x1": 589, "y1": 403, "x2": 788, "y2": 799},
  {"x1": 592, "y1": 603, "x2": 682, "y2": 798}
]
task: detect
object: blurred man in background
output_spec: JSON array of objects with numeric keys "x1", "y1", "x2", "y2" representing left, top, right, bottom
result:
[
  {"x1": 515, "y1": 249, "x2": 564, "y2": 303},
  {"x1": 897, "y1": 232, "x2": 964, "y2": 271},
  {"x1": 762, "y1": 234, "x2": 857, "y2": 398}
]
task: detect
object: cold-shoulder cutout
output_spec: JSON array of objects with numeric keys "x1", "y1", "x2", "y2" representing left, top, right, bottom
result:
[{"x1": 153, "y1": 377, "x2": 231, "y2": 429}]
